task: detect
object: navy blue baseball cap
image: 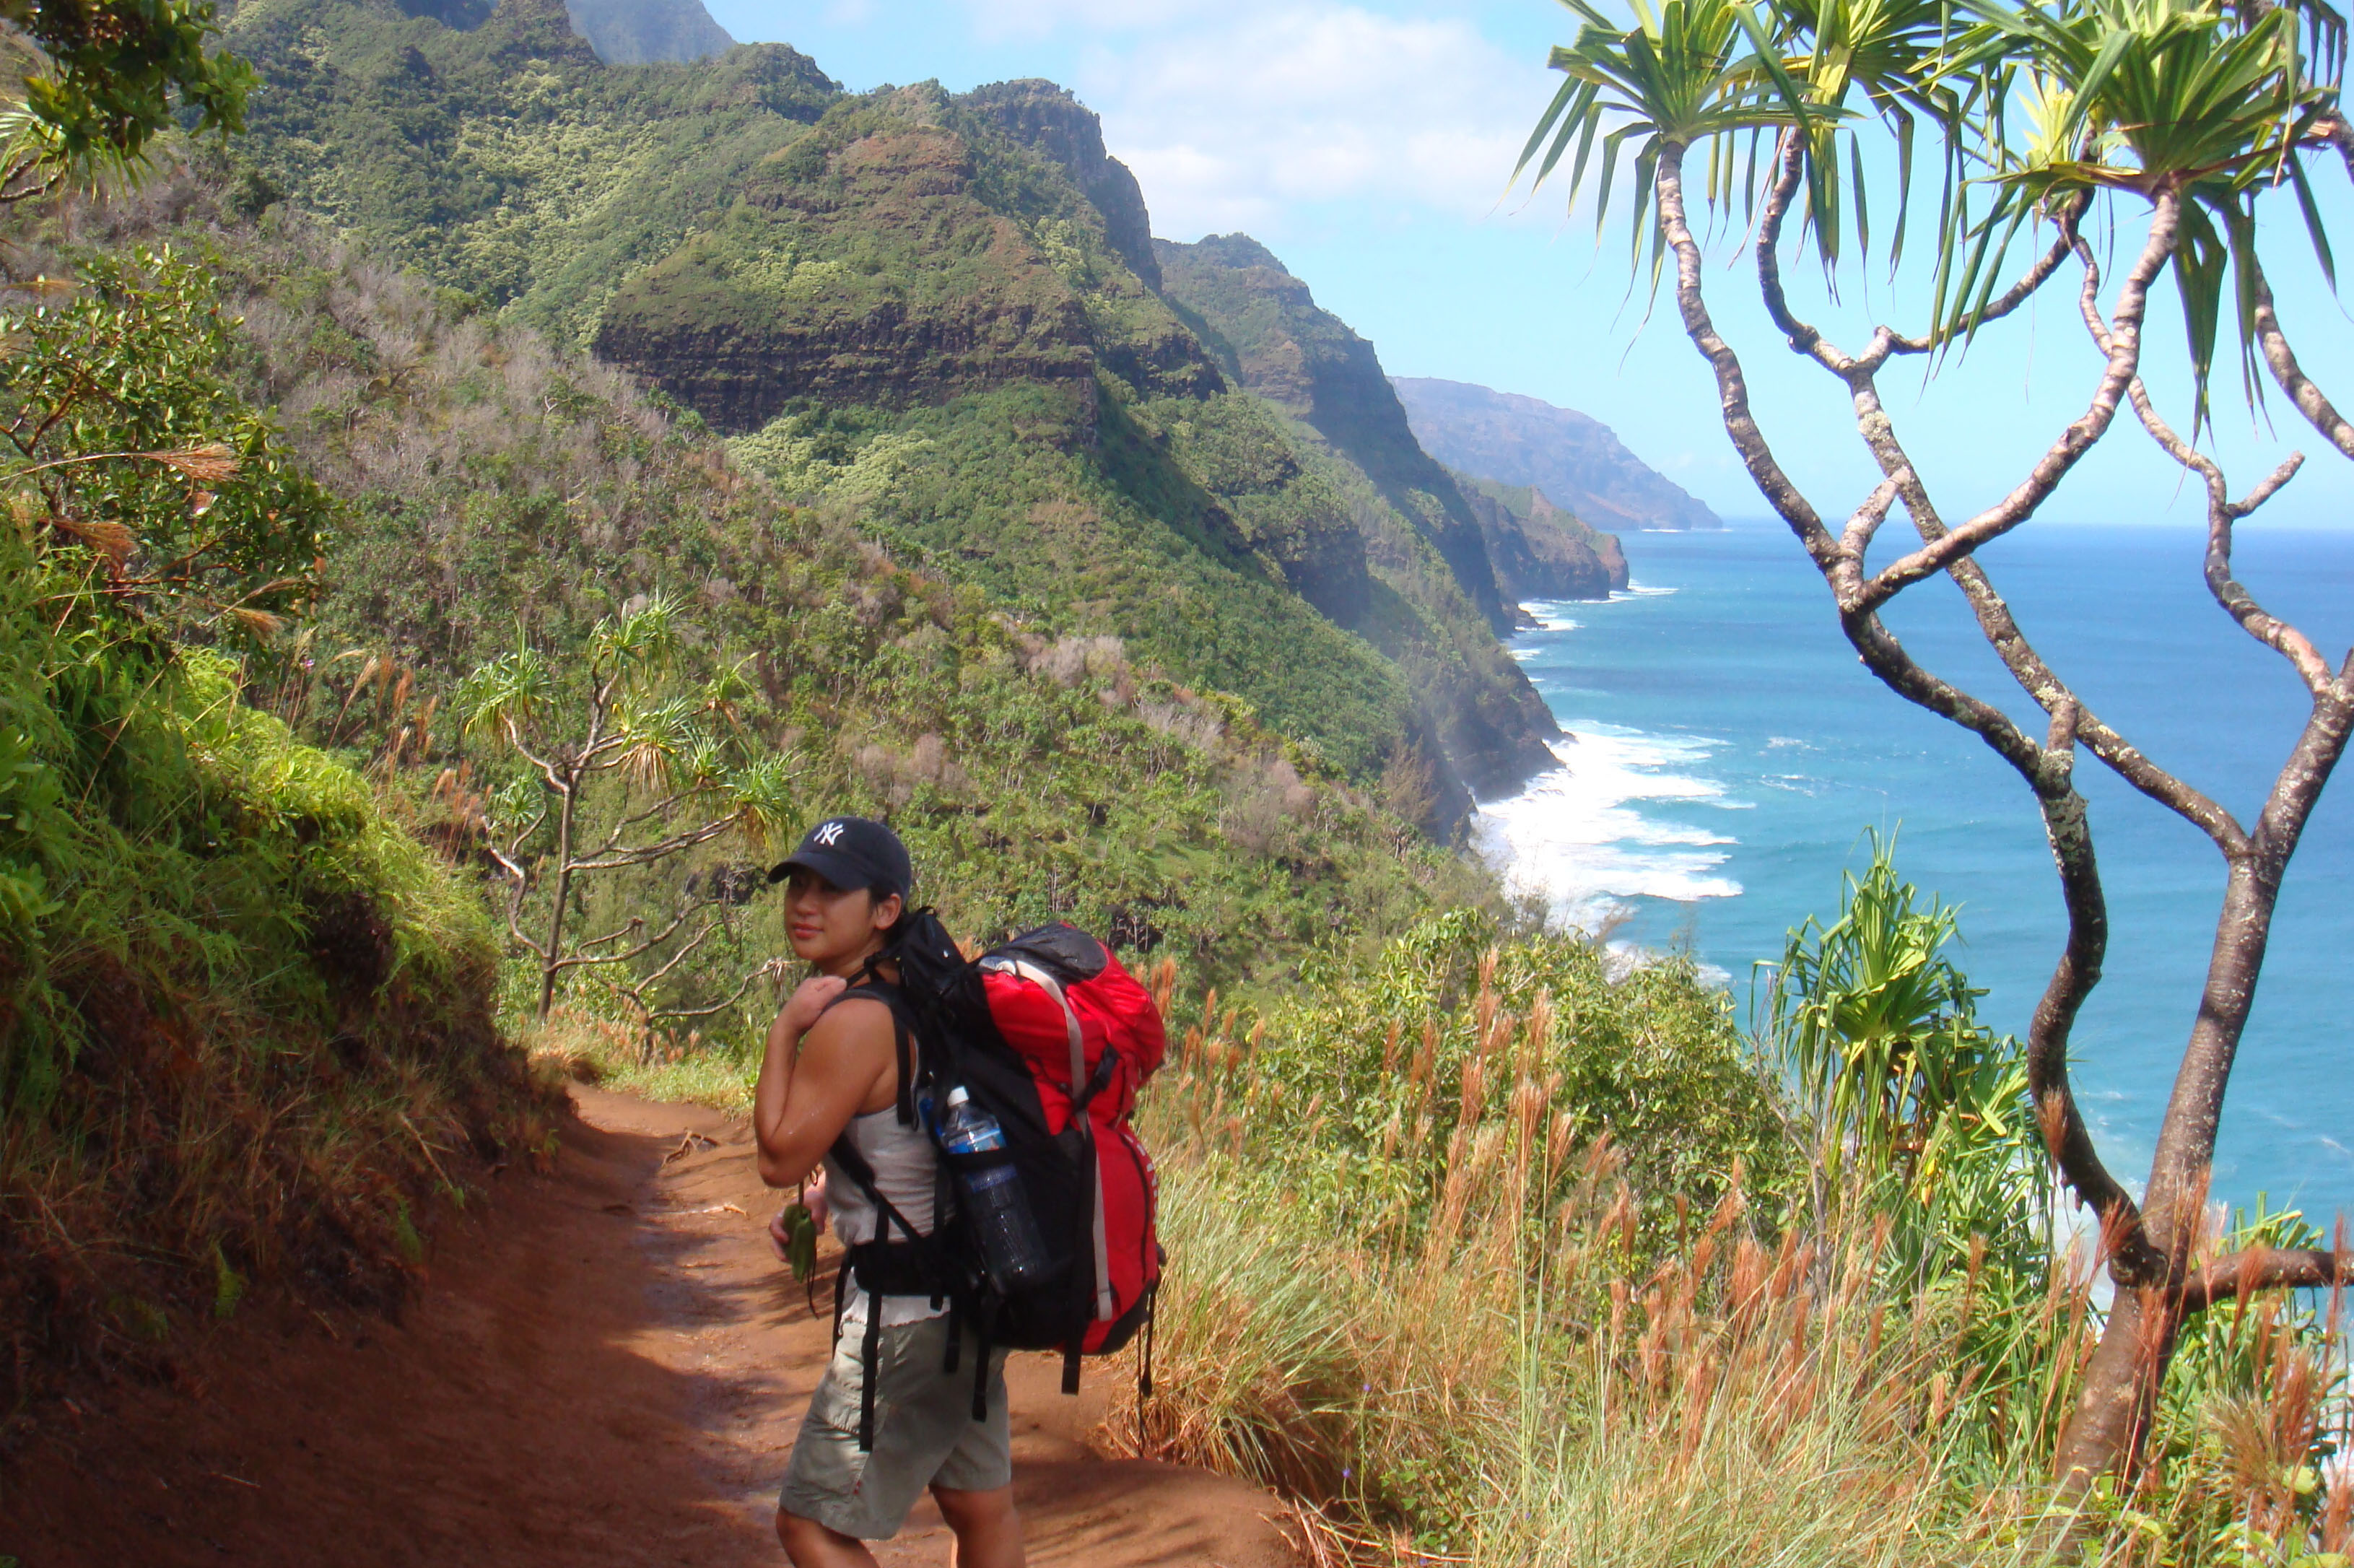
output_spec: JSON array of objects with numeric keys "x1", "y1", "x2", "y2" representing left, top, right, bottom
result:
[{"x1": 767, "y1": 815, "x2": 912, "y2": 901}]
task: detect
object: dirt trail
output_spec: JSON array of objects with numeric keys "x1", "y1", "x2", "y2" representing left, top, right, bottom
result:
[{"x1": 2, "y1": 1089, "x2": 1296, "y2": 1568}]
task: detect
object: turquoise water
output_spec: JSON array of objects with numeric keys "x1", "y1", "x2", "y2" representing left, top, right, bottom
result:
[{"x1": 1481, "y1": 521, "x2": 2354, "y2": 1227}]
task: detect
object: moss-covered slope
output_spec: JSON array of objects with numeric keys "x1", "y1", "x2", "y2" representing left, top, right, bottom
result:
[{"x1": 225, "y1": 0, "x2": 837, "y2": 346}]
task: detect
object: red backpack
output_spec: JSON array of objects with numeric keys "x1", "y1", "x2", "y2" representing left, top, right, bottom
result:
[{"x1": 826, "y1": 915, "x2": 1167, "y2": 1447}]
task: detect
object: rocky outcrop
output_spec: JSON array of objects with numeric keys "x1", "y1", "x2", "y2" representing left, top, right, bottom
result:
[
  {"x1": 1156, "y1": 235, "x2": 1514, "y2": 635},
  {"x1": 1456, "y1": 472, "x2": 1629, "y2": 603},
  {"x1": 596, "y1": 109, "x2": 1113, "y2": 428},
  {"x1": 959, "y1": 79, "x2": 1162, "y2": 292},
  {"x1": 1393, "y1": 377, "x2": 1719, "y2": 532},
  {"x1": 562, "y1": 0, "x2": 733, "y2": 63}
]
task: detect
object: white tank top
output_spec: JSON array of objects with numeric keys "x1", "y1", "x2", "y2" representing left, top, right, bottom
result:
[
  {"x1": 821, "y1": 993, "x2": 948, "y2": 1328},
  {"x1": 825, "y1": 1105, "x2": 938, "y2": 1244}
]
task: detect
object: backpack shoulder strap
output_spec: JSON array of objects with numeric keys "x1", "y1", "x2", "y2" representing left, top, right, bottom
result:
[{"x1": 820, "y1": 977, "x2": 920, "y2": 1128}]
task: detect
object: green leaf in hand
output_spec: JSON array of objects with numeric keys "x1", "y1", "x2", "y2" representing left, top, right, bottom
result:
[{"x1": 780, "y1": 1202, "x2": 819, "y2": 1281}]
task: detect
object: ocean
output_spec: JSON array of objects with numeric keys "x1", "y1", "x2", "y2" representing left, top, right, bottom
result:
[{"x1": 1480, "y1": 519, "x2": 2354, "y2": 1229}]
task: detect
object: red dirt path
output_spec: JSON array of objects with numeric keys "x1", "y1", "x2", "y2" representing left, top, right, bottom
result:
[{"x1": 1, "y1": 1088, "x2": 1296, "y2": 1568}]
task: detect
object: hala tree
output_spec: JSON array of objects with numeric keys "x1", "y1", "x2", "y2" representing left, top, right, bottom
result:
[
  {"x1": 1518, "y1": 0, "x2": 2354, "y2": 1490},
  {"x1": 458, "y1": 593, "x2": 795, "y2": 1024}
]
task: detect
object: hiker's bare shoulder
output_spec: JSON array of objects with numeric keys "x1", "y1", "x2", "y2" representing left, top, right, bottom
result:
[{"x1": 795, "y1": 985, "x2": 896, "y2": 1063}]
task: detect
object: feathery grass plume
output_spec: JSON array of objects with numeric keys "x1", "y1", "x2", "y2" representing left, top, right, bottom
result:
[{"x1": 146, "y1": 443, "x2": 239, "y2": 484}]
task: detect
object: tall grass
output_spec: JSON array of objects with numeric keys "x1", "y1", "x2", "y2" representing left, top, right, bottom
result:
[{"x1": 1116, "y1": 915, "x2": 2348, "y2": 1567}]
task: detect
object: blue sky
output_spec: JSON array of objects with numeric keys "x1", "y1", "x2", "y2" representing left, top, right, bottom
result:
[{"x1": 705, "y1": 0, "x2": 2354, "y2": 531}]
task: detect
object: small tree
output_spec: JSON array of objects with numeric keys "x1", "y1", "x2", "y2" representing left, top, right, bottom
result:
[
  {"x1": 1764, "y1": 835, "x2": 2052, "y2": 1291},
  {"x1": 1518, "y1": 0, "x2": 2354, "y2": 1490},
  {"x1": 458, "y1": 594, "x2": 793, "y2": 1022}
]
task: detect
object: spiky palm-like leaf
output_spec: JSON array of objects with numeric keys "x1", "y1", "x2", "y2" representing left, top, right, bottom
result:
[
  {"x1": 590, "y1": 591, "x2": 682, "y2": 687},
  {"x1": 1953, "y1": 0, "x2": 2343, "y2": 419},
  {"x1": 606, "y1": 692, "x2": 702, "y2": 793},
  {"x1": 724, "y1": 754, "x2": 798, "y2": 850},
  {"x1": 455, "y1": 643, "x2": 552, "y2": 746},
  {"x1": 1518, "y1": 0, "x2": 1810, "y2": 270},
  {"x1": 1753, "y1": 0, "x2": 1979, "y2": 271}
]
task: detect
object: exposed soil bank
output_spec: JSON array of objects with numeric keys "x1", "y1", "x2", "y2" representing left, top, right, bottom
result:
[{"x1": 2, "y1": 1089, "x2": 1295, "y2": 1567}]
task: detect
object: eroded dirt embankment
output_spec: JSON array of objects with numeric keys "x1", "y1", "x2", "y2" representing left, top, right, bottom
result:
[{"x1": 1, "y1": 1089, "x2": 1295, "y2": 1568}]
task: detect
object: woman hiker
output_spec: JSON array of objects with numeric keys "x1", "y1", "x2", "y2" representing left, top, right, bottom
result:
[{"x1": 751, "y1": 815, "x2": 1026, "y2": 1568}]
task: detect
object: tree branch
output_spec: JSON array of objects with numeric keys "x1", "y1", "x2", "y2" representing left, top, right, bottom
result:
[
  {"x1": 1826, "y1": 261, "x2": 2252, "y2": 855},
  {"x1": 1655, "y1": 141, "x2": 1851, "y2": 588},
  {"x1": 1712, "y1": 143, "x2": 2167, "y2": 1276},
  {"x1": 1858, "y1": 194, "x2": 2181, "y2": 611},
  {"x1": 2180, "y1": 1246, "x2": 2354, "y2": 1312},
  {"x1": 2244, "y1": 249, "x2": 2354, "y2": 462},
  {"x1": 551, "y1": 902, "x2": 699, "y2": 972},
  {"x1": 567, "y1": 814, "x2": 736, "y2": 873}
]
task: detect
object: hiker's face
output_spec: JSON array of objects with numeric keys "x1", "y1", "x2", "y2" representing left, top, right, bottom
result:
[{"x1": 783, "y1": 868, "x2": 902, "y2": 971}]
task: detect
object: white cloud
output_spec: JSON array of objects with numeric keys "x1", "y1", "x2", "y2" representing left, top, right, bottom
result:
[{"x1": 1061, "y1": 3, "x2": 1551, "y2": 240}]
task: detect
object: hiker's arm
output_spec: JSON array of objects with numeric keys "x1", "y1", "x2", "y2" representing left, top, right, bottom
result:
[{"x1": 751, "y1": 983, "x2": 889, "y2": 1189}]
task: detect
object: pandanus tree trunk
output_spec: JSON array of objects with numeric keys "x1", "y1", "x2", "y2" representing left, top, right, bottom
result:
[{"x1": 1643, "y1": 134, "x2": 2354, "y2": 1489}]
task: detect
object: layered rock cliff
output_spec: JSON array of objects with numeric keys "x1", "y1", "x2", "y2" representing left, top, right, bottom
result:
[
  {"x1": 1456, "y1": 472, "x2": 1629, "y2": 603},
  {"x1": 1393, "y1": 376, "x2": 1719, "y2": 533}
]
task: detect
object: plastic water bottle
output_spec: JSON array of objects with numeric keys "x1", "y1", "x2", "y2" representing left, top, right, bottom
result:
[{"x1": 940, "y1": 1087, "x2": 1050, "y2": 1289}]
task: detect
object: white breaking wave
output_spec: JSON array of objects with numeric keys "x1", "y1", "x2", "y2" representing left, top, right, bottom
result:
[
  {"x1": 1517, "y1": 601, "x2": 1584, "y2": 632},
  {"x1": 1475, "y1": 725, "x2": 1744, "y2": 933}
]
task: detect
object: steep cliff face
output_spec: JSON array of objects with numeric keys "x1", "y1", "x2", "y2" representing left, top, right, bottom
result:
[
  {"x1": 959, "y1": 79, "x2": 1161, "y2": 291},
  {"x1": 1456, "y1": 472, "x2": 1629, "y2": 603},
  {"x1": 1157, "y1": 236, "x2": 1513, "y2": 635},
  {"x1": 593, "y1": 87, "x2": 1221, "y2": 429},
  {"x1": 1393, "y1": 377, "x2": 1720, "y2": 532},
  {"x1": 563, "y1": 0, "x2": 733, "y2": 64},
  {"x1": 1156, "y1": 235, "x2": 1560, "y2": 797},
  {"x1": 594, "y1": 113, "x2": 1102, "y2": 428}
]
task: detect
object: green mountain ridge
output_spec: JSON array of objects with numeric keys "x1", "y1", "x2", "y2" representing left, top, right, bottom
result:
[
  {"x1": 216, "y1": 0, "x2": 1561, "y2": 808},
  {"x1": 1393, "y1": 375, "x2": 1720, "y2": 533}
]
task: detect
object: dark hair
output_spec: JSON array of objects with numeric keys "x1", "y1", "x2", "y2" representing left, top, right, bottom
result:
[{"x1": 870, "y1": 880, "x2": 907, "y2": 938}]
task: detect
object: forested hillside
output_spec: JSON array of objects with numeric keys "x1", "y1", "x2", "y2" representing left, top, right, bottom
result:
[{"x1": 216, "y1": 0, "x2": 1561, "y2": 809}]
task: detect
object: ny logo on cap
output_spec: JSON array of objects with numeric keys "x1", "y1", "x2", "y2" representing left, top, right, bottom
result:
[{"x1": 814, "y1": 820, "x2": 847, "y2": 846}]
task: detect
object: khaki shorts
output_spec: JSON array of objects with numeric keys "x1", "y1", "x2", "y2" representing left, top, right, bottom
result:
[{"x1": 777, "y1": 1314, "x2": 1012, "y2": 1540}]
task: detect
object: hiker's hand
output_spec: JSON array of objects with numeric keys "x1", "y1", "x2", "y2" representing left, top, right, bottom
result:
[
  {"x1": 768, "y1": 1207, "x2": 793, "y2": 1262},
  {"x1": 777, "y1": 973, "x2": 848, "y2": 1040},
  {"x1": 803, "y1": 1170, "x2": 829, "y2": 1234}
]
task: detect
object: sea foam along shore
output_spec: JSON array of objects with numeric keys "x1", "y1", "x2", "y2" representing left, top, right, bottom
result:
[
  {"x1": 1473, "y1": 723, "x2": 1742, "y2": 934},
  {"x1": 1477, "y1": 590, "x2": 1744, "y2": 958}
]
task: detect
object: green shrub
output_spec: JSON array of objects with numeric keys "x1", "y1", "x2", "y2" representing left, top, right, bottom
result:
[{"x1": 0, "y1": 251, "x2": 550, "y2": 1408}]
